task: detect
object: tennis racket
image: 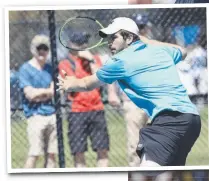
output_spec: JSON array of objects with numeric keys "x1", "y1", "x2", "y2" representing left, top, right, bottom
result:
[{"x1": 59, "y1": 16, "x2": 108, "y2": 51}]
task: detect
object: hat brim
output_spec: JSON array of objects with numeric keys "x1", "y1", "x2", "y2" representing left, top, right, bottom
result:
[
  {"x1": 99, "y1": 25, "x2": 120, "y2": 38},
  {"x1": 99, "y1": 30, "x2": 108, "y2": 38}
]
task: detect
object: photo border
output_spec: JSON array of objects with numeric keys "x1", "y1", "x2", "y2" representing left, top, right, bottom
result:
[{"x1": 5, "y1": 3, "x2": 209, "y2": 174}]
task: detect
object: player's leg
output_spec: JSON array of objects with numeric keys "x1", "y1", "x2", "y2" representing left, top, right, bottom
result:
[
  {"x1": 140, "y1": 154, "x2": 173, "y2": 181},
  {"x1": 123, "y1": 101, "x2": 148, "y2": 167},
  {"x1": 140, "y1": 153, "x2": 160, "y2": 167},
  {"x1": 24, "y1": 115, "x2": 45, "y2": 168},
  {"x1": 89, "y1": 111, "x2": 109, "y2": 167},
  {"x1": 46, "y1": 114, "x2": 58, "y2": 168},
  {"x1": 68, "y1": 112, "x2": 88, "y2": 167}
]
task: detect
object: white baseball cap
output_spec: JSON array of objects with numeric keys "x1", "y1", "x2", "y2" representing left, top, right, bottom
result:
[
  {"x1": 99, "y1": 17, "x2": 140, "y2": 38},
  {"x1": 30, "y1": 34, "x2": 50, "y2": 55}
]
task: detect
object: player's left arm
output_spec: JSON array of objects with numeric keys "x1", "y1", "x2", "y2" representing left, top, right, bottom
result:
[
  {"x1": 140, "y1": 35, "x2": 187, "y2": 59},
  {"x1": 57, "y1": 57, "x2": 126, "y2": 92},
  {"x1": 57, "y1": 72, "x2": 105, "y2": 92}
]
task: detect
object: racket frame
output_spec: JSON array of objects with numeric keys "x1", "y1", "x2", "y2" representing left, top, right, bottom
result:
[{"x1": 59, "y1": 16, "x2": 108, "y2": 51}]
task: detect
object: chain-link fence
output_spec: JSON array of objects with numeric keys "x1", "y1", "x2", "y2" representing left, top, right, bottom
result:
[{"x1": 9, "y1": 7, "x2": 208, "y2": 169}]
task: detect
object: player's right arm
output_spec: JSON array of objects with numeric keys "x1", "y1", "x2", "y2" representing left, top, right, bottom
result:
[
  {"x1": 57, "y1": 58, "x2": 127, "y2": 92},
  {"x1": 140, "y1": 35, "x2": 187, "y2": 59},
  {"x1": 77, "y1": 51, "x2": 100, "y2": 74}
]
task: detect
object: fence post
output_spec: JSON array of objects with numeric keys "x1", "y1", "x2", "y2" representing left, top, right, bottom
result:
[{"x1": 47, "y1": 10, "x2": 65, "y2": 168}]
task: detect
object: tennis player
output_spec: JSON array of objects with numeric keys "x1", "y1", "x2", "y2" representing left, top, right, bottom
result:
[{"x1": 57, "y1": 17, "x2": 201, "y2": 169}]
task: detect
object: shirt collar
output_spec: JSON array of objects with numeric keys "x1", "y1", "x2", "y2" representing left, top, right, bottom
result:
[
  {"x1": 131, "y1": 40, "x2": 146, "y2": 51},
  {"x1": 131, "y1": 40, "x2": 142, "y2": 45}
]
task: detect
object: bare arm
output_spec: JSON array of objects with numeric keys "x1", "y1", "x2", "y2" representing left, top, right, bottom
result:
[
  {"x1": 107, "y1": 83, "x2": 121, "y2": 107},
  {"x1": 139, "y1": 35, "x2": 187, "y2": 59},
  {"x1": 24, "y1": 82, "x2": 54, "y2": 102},
  {"x1": 77, "y1": 51, "x2": 100, "y2": 73},
  {"x1": 57, "y1": 73, "x2": 105, "y2": 92},
  {"x1": 89, "y1": 62, "x2": 100, "y2": 74}
]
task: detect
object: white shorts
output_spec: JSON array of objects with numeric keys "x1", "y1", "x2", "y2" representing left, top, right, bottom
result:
[{"x1": 27, "y1": 114, "x2": 58, "y2": 156}]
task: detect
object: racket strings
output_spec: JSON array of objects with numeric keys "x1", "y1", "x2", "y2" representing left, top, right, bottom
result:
[{"x1": 60, "y1": 17, "x2": 103, "y2": 51}]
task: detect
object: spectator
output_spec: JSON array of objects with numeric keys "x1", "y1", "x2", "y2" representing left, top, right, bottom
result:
[
  {"x1": 19, "y1": 34, "x2": 57, "y2": 168},
  {"x1": 134, "y1": 13, "x2": 154, "y2": 39},
  {"x1": 58, "y1": 32, "x2": 109, "y2": 168},
  {"x1": 174, "y1": 25, "x2": 207, "y2": 106}
]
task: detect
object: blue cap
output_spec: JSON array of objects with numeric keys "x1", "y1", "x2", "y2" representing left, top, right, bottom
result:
[{"x1": 135, "y1": 14, "x2": 149, "y2": 25}]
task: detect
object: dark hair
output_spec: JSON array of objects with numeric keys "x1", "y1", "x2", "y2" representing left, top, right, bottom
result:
[
  {"x1": 70, "y1": 32, "x2": 91, "y2": 46},
  {"x1": 120, "y1": 30, "x2": 140, "y2": 44}
]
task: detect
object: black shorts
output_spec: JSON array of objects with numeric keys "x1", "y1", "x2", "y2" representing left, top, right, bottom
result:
[
  {"x1": 68, "y1": 111, "x2": 109, "y2": 155},
  {"x1": 136, "y1": 110, "x2": 201, "y2": 166}
]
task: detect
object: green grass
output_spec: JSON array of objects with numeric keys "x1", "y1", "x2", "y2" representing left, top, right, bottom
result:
[
  {"x1": 11, "y1": 106, "x2": 128, "y2": 168},
  {"x1": 11, "y1": 106, "x2": 208, "y2": 168},
  {"x1": 186, "y1": 107, "x2": 209, "y2": 166}
]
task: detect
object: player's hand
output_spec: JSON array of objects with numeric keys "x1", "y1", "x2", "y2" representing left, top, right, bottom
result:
[
  {"x1": 56, "y1": 70, "x2": 76, "y2": 92},
  {"x1": 78, "y1": 50, "x2": 94, "y2": 61}
]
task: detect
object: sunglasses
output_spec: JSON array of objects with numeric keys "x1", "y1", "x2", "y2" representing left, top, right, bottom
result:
[{"x1": 36, "y1": 44, "x2": 49, "y2": 51}]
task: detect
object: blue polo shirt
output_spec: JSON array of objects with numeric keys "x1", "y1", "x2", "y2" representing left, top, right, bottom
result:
[
  {"x1": 19, "y1": 62, "x2": 55, "y2": 118},
  {"x1": 96, "y1": 41, "x2": 199, "y2": 121}
]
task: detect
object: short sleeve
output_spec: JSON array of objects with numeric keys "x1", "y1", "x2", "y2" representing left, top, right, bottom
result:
[
  {"x1": 45, "y1": 64, "x2": 53, "y2": 75},
  {"x1": 165, "y1": 46, "x2": 183, "y2": 65},
  {"x1": 19, "y1": 65, "x2": 32, "y2": 89},
  {"x1": 96, "y1": 58, "x2": 126, "y2": 84}
]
